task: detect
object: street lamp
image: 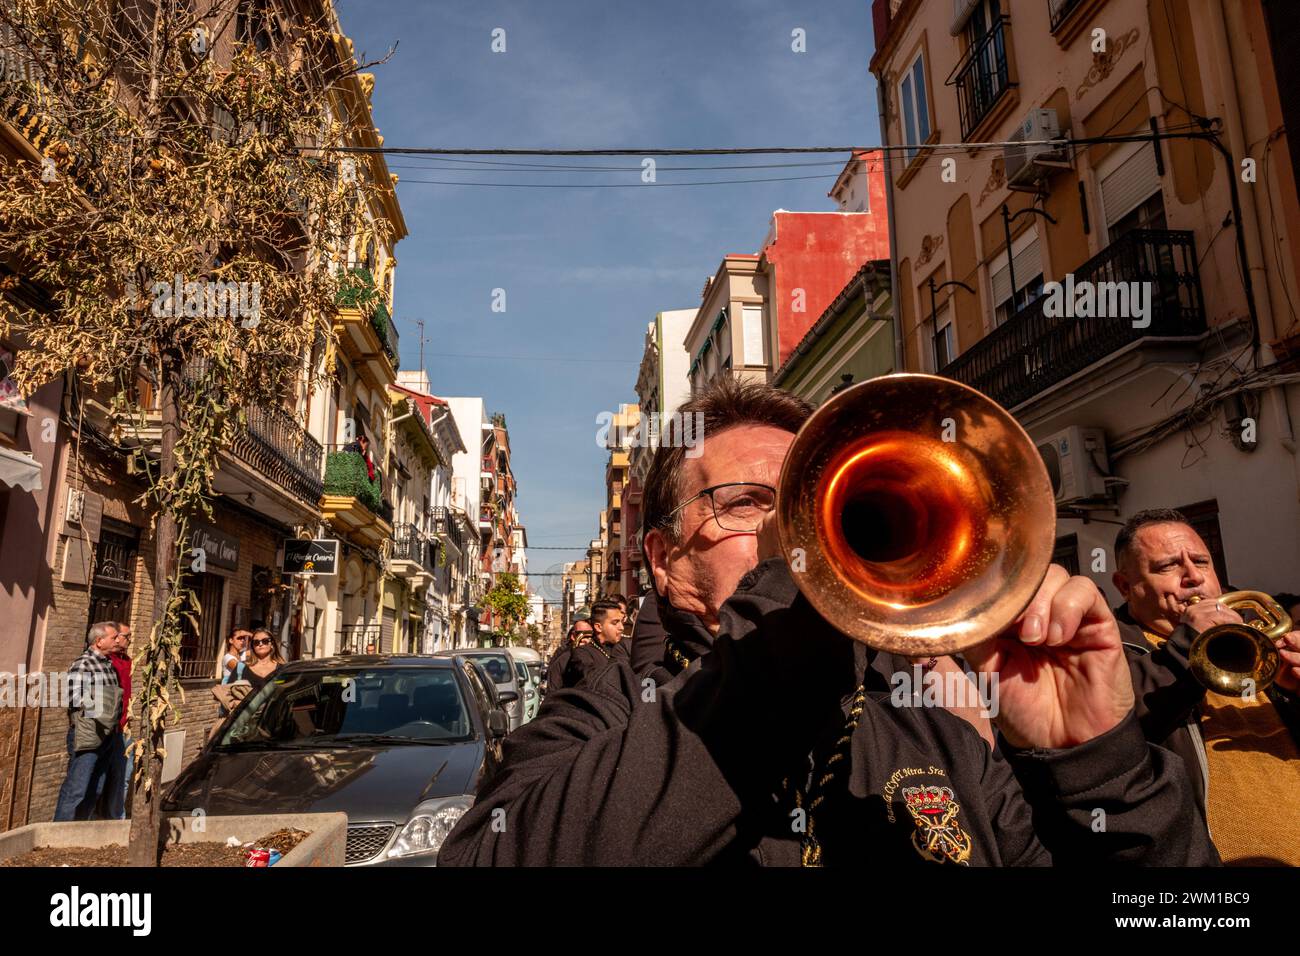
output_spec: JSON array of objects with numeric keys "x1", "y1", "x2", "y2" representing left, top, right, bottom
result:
[
  {"x1": 926, "y1": 276, "x2": 977, "y2": 371},
  {"x1": 999, "y1": 202, "x2": 1057, "y2": 310}
]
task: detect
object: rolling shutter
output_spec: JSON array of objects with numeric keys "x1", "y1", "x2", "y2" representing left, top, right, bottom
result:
[
  {"x1": 990, "y1": 233, "x2": 1043, "y2": 306},
  {"x1": 1099, "y1": 143, "x2": 1161, "y2": 230}
]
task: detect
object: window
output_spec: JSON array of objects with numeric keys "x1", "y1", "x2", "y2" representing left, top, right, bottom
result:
[
  {"x1": 955, "y1": 0, "x2": 1009, "y2": 137},
  {"x1": 931, "y1": 304, "x2": 955, "y2": 372},
  {"x1": 217, "y1": 667, "x2": 472, "y2": 747},
  {"x1": 990, "y1": 229, "x2": 1044, "y2": 326},
  {"x1": 1052, "y1": 534, "x2": 1080, "y2": 576},
  {"x1": 0, "y1": 345, "x2": 25, "y2": 441},
  {"x1": 236, "y1": 0, "x2": 279, "y2": 53},
  {"x1": 742, "y1": 306, "x2": 766, "y2": 366},
  {"x1": 180, "y1": 572, "x2": 226, "y2": 679},
  {"x1": 899, "y1": 51, "x2": 932, "y2": 164},
  {"x1": 1098, "y1": 142, "x2": 1165, "y2": 241},
  {"x1": 88, "y1": 520, "x2": 140, "y2": 634}
]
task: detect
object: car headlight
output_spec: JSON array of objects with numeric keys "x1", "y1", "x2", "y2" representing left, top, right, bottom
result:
[{"x1": 386, "y1": 796, "x2": 474, "y2": 860}]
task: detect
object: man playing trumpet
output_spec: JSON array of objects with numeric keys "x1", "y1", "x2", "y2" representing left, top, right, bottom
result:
[
  {"x1": 1113, "y1": 509, "x2": 1300, "y2": 865},
  {"x1": 440, "y1": 378, "x2": 1216, "y2": 866}
]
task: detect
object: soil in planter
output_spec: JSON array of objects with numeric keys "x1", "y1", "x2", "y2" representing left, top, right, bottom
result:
[{"x1": 0, "y1": 828, "x2": 310, "y2": 867}]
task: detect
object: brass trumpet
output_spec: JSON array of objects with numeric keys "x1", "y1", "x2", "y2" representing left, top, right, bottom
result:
[
  {"x1": 1186, "y1": 592, "x2": 1293, "y2": 696},
  {"x1": 776, "y1": 374, "x2": 1057, "y2": 657}
]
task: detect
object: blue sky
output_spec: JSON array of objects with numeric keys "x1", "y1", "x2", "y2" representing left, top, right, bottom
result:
[{"x1": 337, "y1": 0, "x2": 881, "y2": 599}]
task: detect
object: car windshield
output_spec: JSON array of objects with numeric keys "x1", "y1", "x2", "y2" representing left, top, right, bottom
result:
[
  {"x1": 474, "y1": 655, "x2": 512, "y2": 684},
  {"x1": 514, "y1": 661, "x2": 529, "y2": 682},
  {"x1": 216, "y1": 667, "x2": 472, "y2": 749}
]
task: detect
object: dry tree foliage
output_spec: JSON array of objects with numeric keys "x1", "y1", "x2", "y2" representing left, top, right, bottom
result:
[{"x1": 0, "y1": 0, "x2": 393, "y2": 862}]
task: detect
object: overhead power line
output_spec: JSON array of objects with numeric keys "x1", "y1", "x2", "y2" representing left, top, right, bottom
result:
[
  {"x1": 387, "y1": 157, "x2": 859, "y2": 171},
  {"x1": 397, "y1": 173, "x2": 834, "y2": 188}
]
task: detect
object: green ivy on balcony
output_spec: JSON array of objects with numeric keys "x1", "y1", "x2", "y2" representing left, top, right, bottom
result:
[
  {"x1": 336, "y1": 265, "x2": 379, "y2": 311},
  {"x1": 336, "y1": 266, "x2": 399, "y2": 369},
  {"x1": 324, "y1": 450, "x2": 384, "y2": 514}
]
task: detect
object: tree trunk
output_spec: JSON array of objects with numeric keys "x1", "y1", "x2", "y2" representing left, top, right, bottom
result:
[{"x1": 127, "y1": 347, "x2": 181, "y2": 867}]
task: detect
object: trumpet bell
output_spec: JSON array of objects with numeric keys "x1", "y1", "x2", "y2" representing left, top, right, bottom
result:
[
  {"x1": 1189, "y1": 591, "x2": 1291, "y2": 696},
  {"x1": 777, "y1": 374, "x2": 1056, "y2": 657}
]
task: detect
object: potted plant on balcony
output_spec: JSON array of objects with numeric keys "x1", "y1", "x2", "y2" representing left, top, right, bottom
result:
[{"x1": 0, "y1": 0, "x2": 392, "y2": 865}]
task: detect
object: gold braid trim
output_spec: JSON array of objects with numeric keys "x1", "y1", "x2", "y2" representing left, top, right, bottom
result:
[
  {"x1": 791, "y1": 683, "x2": 867, "y2": 867},
  {"x1": 664, "y1": 635, "x2": 694, "y2": 671}
]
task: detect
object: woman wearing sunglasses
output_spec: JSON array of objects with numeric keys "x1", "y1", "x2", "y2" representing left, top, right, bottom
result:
[
  {"x1": 242, "y1": 629, "x2": 284, "y2": 694},
  {"x1": 219, "y1": 629, "x2": 251, "y2": 684}
]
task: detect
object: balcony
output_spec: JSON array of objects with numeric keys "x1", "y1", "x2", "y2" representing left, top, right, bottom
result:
[
  {"x1": 338, "y1": 625, "x2": 382, "y2": 656},
  {"x1": 0, "y1": 23, "x2": 56, "y2": 152},
  {"x1": 320, "y1": 450, "x2": 393, "y2": 548},
  {"x1": 230, "y1": 402, "x2": 324, "y2": 507},
  {"x1": 334, "y1": 267, "x2": 399, "y2": 388},
  {"x1": 949, "y1": 16, "x2": 1012, "y2": 140},
  {"x1": 941, "y1": 230, "x2": 1205, "y2": 410},
  {"x1": 391, "y1": 523, "x2": 437, "y2": 585}
]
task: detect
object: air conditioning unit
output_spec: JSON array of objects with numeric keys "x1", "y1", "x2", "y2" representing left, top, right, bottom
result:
[
  {"x1": 1004, "y1": 109, "x2": 1070, "y2": 188},
  {"x1": 1036, "y1": 426, "x2": 1110, "y2": 503}
]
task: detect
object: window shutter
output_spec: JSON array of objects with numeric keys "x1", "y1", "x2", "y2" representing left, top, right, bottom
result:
[
  {"x1": 1100, "y1": 144, "x2": 1161, "y2": 229},
  {"x1": 742, "y1": 306, "x2": 765, "y2": 366},
  {"x1": 990, "y1": 233, "x2": 1042, "y2": 306}
]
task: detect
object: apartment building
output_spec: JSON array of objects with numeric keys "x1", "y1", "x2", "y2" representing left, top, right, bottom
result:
[
  {"x1": 0, "y1": 3, "x2": 407, "y2": 826},
  {"x1": 870, "y1": 0, "x2": 1300, "y2": 600}
]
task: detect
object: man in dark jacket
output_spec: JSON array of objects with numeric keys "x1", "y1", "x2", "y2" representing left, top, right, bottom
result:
[
  {"x1": 545, "y1": 619, "x2": 592, "y2": 692},
  {"x1": 440, "y1": 378, "x2": 1215, "y2": 867},
  {"x1": 1113, "y1": 509, "x2": 1300, "y2": 865},
  {"x1": 562, "y1": 600, "x2": 629, "y2": 688}
]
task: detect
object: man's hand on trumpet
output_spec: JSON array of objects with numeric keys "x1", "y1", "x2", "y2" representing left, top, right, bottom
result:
[
  {"x1": 1275, "y1": 630, "x2": 1300, "y2": 694},
  {"x1": 963, "y1": 565, "x2": 1135, "y2": 751},
  {"x1": 1177, "y1": 592, "x2": 1243, "y2": 633}
]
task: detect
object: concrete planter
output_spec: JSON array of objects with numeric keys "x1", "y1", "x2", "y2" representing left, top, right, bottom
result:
[{"x1": 0, "y1": 812, "x2": 348, "y2": 867}]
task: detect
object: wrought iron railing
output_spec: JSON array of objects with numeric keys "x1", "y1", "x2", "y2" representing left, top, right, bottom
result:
[
  {"x1": 392, "y1": 523, "x2": 437, "y2": 573},
  {"x1": 338, "y1": 624, "x2": 382, "y2": 655},
  {"x1": 179, "y1": 361, "x2": 322, "y2": 506},
  {"x1": 1048, "y1": 0, "x2": 1087, "y2": 32},
  {"x1": 231, "y1": 402, "x2": 324, "y2": 506},
  {"x1": 951, "y1": 16, "x2": 1011, "y2": 140},
  {"x1": 941, "y1": 229, "x2": 1205, "y2": 410}
]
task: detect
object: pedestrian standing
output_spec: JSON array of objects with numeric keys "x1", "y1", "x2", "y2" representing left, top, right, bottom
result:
[
  {"x1": 219, "y1": 629, "x2": 250, "y2": 683},
  {"x1": 53, "y1": 622, "x2": 122, "y2": 821},
  {"x1": 243, "y1": 629, "x2": 284, "y2": 694},
  {"x1": 545, "y1": 619, "x2": 593, "y2": 692},
  {"x1": 97, "y1": 622, "x2": 133, "y2": 820}
]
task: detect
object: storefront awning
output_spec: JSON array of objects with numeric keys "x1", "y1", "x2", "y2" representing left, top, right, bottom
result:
[{"x1": 0, "y1": 445, "x2": 42, "y2": 492}]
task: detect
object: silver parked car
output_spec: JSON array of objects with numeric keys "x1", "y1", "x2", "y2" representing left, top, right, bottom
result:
[{"x1": 451, "y1": 649, "x2": 527, "y2": 732}]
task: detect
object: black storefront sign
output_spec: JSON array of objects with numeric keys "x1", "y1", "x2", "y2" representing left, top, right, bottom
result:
[
  {"x1": 190, "y1": 522, "x2": 240, "y2": 571},
  {"x1": 282, "y1": 538, "x2": 340, "y2": 576}
]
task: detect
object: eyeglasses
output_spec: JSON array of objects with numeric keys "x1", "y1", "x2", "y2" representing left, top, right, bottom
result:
[
  {"x1": 664, "y1": 482, "x2": 777, "y2": 533},
  {"x1": 252, "y1": 639, "x2": 272, "y2": 647}
]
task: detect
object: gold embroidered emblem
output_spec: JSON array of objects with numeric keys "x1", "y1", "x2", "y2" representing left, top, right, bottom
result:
[{"x1": 902, "y1": 785, "x2": 973, "y2": 865}]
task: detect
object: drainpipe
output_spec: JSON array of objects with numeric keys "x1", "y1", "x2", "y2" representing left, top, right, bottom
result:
[
  {"x1": 878, "y1": 80, "x2": 905, "y2": 374},
  {"x1": 1205, "y1": 0, "x2": 1299, "y2": 481},
  {"x1": 1205, "y1": 0, "x2": 1277, "y2": 352}
]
